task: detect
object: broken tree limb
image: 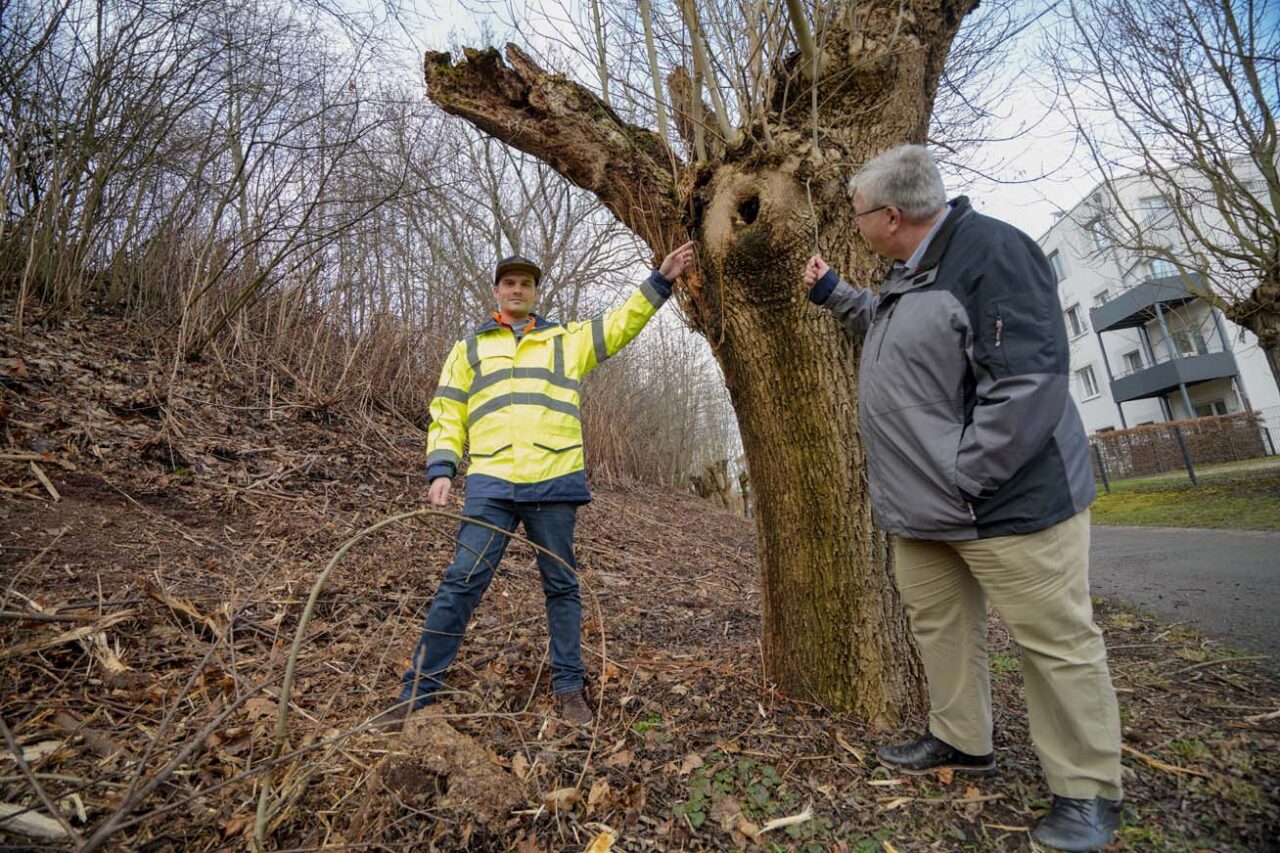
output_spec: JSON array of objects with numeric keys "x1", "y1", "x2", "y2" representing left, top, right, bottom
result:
[
  {"x1": 144, "y1": 577, "x2": 229, "y2": 640},
  {"x1": 0, "y1": 610, "x2": 99, "y2": 622},
  {"x1": 12, "y1": 596, "x2": 129, "y2": 675},
  {"x1": 1243, "y1": 708, "x2": 1280, "y2": 724},
  {"x1": 0, "y1": 452, "x2": 76, "y2": 469},
  {"x1": 0, "y1": 610, "x2": 134, "y2": 662},
  {"x1": 0, "y1": 716, "x2": 83, "y2": 844},
  {"x1": 423, "y1": 44, "x2": 687, "y2": 255},
  {"x1": 1121, "y1": 744, "x2": 1212, "y2": 779}
]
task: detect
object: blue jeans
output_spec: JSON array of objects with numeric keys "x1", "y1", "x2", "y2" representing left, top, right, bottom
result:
[{"x1": 399, "y1": 497, "x2": 584, "y2": 707}]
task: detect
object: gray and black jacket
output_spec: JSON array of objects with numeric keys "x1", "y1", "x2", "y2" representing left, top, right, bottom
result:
[{"x1": 810, "y1": 196, "x2": 1095, "y2": 540}]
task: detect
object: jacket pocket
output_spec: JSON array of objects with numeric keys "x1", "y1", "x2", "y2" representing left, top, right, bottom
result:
[
  {"x1": 532, "y1": 441, "x2": 583, "y2": 454},
  {"x1": 864, "y1": 406, "x2": 974, "y2": 535},
  {"x1": 469, "y1": 443, "x2": 512, "y2": 459}
]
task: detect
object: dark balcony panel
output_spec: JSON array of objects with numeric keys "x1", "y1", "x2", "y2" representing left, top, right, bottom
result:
[
  {"x1": 1090, "y1": 274, "x2": 1203, "y2": 332},
  {"x1": 1109, "y1": 351, "x2": 1238, "y2": 402}
]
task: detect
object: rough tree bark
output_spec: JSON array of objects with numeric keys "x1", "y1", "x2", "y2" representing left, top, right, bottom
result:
[
  {"x1": 423, "y1": 0, "x2": 977, "y2": 726},
  {"x1": 1226, "y1": 282, "x2": 1280, "y2": 394}
]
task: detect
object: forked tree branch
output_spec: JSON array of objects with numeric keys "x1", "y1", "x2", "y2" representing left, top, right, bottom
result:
[{"x1": 423, "y1": 44, "x2": 687, "y2": 253}]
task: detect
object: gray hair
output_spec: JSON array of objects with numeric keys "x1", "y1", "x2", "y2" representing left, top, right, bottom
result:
[{"x1": 849, "y1": 144, "x2": 947, "y2": 220}]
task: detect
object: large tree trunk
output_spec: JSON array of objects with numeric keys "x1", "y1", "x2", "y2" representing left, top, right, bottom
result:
[
  {"x1": 698, "y1": 164, "x2": 925, "y2": 723},
  {"x1": 422, "y1": 0, "x2": 976, "y2": 725},
  {"x1": 1227, "y1": 280, "x2": 1280, "y2": 401}
]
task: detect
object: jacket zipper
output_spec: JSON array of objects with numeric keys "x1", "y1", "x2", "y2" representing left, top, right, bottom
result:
[
  {"x1": 875, "y1": 300, "x2": 899, "y2": 362},
  {"x1": 994, "y1": 311, "x2": 1004, "y2": 348}
]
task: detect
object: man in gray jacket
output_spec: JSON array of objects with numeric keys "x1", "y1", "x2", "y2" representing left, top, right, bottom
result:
[{"x1": 802, "y1": 144, "x2": 1122, "y2": 852}]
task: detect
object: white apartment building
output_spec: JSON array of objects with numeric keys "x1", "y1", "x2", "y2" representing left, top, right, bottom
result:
[{"x1": 1036, "y1": 169, "x2": 1280, "y2": 436}]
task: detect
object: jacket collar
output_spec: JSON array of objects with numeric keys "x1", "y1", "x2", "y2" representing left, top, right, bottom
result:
[
  {"x1": 913, "y1": 196, "x2": 972, "y2": 274},
  {"x1": 881, "y1": 196, "x2": 973, "y2": 296},
  {"x1": 472, "y1": 313, "x2": 558, "y2": 335}
]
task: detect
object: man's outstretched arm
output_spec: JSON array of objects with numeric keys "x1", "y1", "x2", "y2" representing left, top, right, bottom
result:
[{"x1": 570, "y1": 241, "x2": 696, "y2": 374}]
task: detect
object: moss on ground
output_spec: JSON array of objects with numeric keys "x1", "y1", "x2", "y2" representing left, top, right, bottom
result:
[{"x1": 1092, "y1": 467, "x2": 1280, "y2": 530}]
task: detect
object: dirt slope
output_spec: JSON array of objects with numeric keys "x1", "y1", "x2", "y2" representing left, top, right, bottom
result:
[{"x1": 2, "y1": 305, "x2": 1277, "y2": 850}]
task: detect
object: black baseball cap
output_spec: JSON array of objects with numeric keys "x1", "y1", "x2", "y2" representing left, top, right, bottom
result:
[{"x1": 494, "y1": 255, "x2": 542, "y2": 285}]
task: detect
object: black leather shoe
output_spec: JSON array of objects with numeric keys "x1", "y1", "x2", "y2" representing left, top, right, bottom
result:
[
  {"x1": 876, "y1": 732, "x2": 996, "y2": 776},
  {"x1": 1031, "y1": 796, "x2": 1122, "y2": 851}
]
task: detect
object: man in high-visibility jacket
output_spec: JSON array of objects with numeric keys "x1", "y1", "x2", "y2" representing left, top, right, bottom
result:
[{"x1": 376, "y1": 242, "x2": 696, "y2": 731}]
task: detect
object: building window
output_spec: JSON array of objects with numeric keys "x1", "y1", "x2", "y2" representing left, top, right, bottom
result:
[
  {"x1": 1092, "y1": 289, "x2": 1111, "y2": 308},
  {"x1": 1087, "y1": 219, "x2": 1111, "y2": 251},
  {"x1": 1149, "y1": 258, "x2": 1177, "y2": 279},
  {"x1": 1048, "y1": 250, "x2": 1066, "y2": 283},
  {"x1": 1065, "y1": 303, "x2": 1087, "y2": 337},
  {"x1": 1076, "y1": 366, "x2": 1100, "y2": 399},
  {"x1": 1122, "y1": 350, "x2": 1144, "y2": 374},
  {"x1": 1193, "y1": 399, "x2": 1229, "y2": 418},
  {"x1": 1123, "y1": 261, "x2": 1146, "y2": 288},
  {"x1": 1171, "y1": 328, "x2": 1209, "y2": 357},
  {"x1": 1139, "y1": 195, "x2": 1171, "y2": 224}
]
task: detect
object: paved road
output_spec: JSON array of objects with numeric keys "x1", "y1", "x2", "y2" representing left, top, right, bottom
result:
[{"x1": 1090, "y1": 526, "x2": 1280, "y2": 672}]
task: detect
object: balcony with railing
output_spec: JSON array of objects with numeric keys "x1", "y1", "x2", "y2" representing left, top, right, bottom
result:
[
  {"x1": 1109, "y1": 345, "x2": 1238, "y2": 402},
  {"x1": 1090, "y1": 273, "x2": 1204, "y2": 333}
]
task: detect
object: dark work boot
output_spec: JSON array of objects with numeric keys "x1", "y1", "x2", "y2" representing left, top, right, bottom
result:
[
  {"x1": 555, "y1": 690, "x2": 593, "y2": 726},
  {"x1": 1031, "y1": 796, "x2": 1122, "y2": 851},
  {"x1": 368, "y1": 702, "x2": 413, "y2": 733},
  {"x1": 876, "y1": 731, "x2": 996, "y2": 776}
]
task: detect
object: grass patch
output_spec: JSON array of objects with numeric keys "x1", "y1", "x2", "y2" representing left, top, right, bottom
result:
[
  {"x1": 990, "y1": 652, "x2": 1021, "y2": 675},
  {"x1": 1092, "y1": 464, "x2": 1280, "y2": 530}
]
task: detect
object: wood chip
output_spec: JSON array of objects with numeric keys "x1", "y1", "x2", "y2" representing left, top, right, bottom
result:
[
  {"x1": 0, "y1": 740, "x2": 64, "y2": 764},
  {"x1": 0, "y1": 802, "x2": 72, "y2": 840},
  {"x1": 541, "y1": 787, "x2": 580, "y2": 814},
  {"x1": 834, "y1": 730, "x2": 866, "y2": 763},
  {"x1": 29, "y1": 462, "x2": 60, "y2": 501},
  {"x1": 757, "y1": 805, "x2": 813, "y2": 835},
  {"x1": 582, "y1": 829, "x2": 616, "y2": 853},
  {"x1": 878, "y1": 796, "x2": 914, "y2": 811}
]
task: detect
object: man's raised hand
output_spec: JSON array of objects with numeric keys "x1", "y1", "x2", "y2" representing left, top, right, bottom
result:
[
  {"x1": 428, "y1": 476, "x2": 451, "y2": 507},
  {"x1": 802, "y1": 254, "x2": 830, "y2": 290},
  {"x1": 659, "y1": 241, "x2": 697, "y2": 280}
]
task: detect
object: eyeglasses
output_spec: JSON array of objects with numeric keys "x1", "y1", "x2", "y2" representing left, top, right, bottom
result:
[{"x1": 854, "y1": 204, "x2": 890, "y2": 220}]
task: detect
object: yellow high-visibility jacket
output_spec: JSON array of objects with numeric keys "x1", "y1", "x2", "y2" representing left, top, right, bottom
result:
[{"x1": 425, "y1": 270, "x2": 673, "y2": 502}]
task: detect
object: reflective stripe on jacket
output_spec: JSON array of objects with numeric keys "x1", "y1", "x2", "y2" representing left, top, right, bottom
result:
[{"x1": 424, "y1": 270, "x2": 672, "y2": 502}]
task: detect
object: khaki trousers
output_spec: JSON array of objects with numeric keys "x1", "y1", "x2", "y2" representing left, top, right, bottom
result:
[{"x1": 894, "y1": 509, "x2": 1122, "y2": 800}]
